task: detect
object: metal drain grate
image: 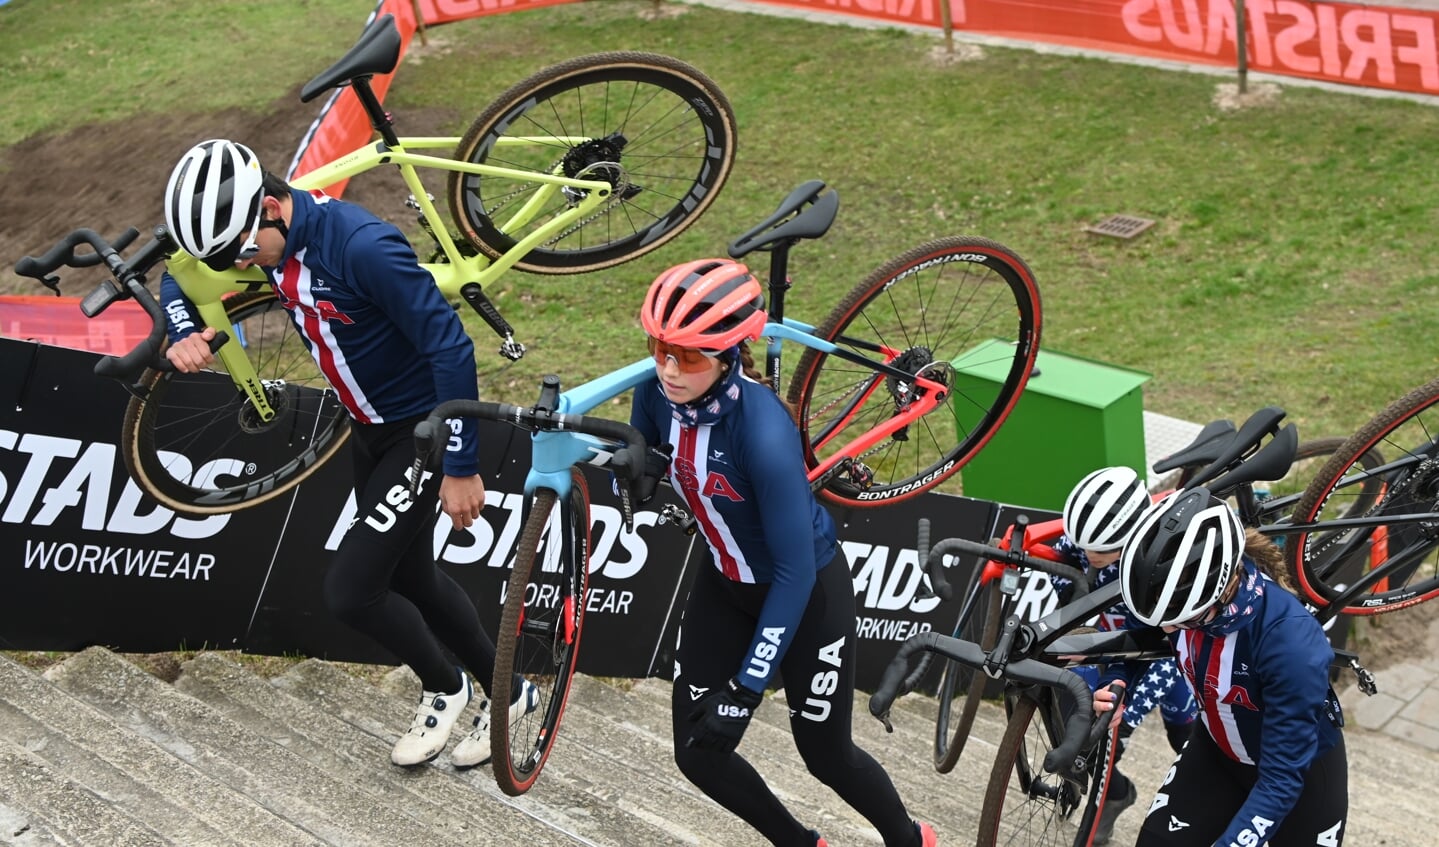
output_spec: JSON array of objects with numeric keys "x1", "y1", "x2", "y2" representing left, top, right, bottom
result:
[{"x1": 1084, "y1": 214, "x2": 1155, "y2": 239}]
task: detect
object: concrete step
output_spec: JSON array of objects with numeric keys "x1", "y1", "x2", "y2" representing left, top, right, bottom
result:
[
  {"x1": 43, "y1": 647, "x2": 450, "y2": 847},
  {"x1": 0, "y1": 651, "x2": 317, "y2": 847},
  {"x1": 269, "y1": 657, "x2": 683, "y2": 846},
  {"x1": 172, "y1": 651, "x2": 548, "y2": 845},
  {"x1": 1, "y1": 645, "x2": 1432, "y2": 847},
  {"x1": 0, "y1": 795, "x2": 66, "y2": 847},
  {"x1": 0, "y1": 739, "x2": 165, "y2": 847}
]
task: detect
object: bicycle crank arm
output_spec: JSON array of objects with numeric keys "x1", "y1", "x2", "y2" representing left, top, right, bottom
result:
[{"x1": 460, "y1": 282, "x2": 527, "y2": 361}]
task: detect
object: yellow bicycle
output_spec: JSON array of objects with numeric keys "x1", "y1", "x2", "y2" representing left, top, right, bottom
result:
[{"x1": 15, "y1": 13, "x2": 736, "y2": 515}]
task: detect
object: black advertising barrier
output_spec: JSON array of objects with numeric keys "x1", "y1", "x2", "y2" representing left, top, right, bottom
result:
[
  {"x1": 0, "y1": 340, "x2": 290, "y2": 651},
  {"x1": 243, "y1": 420, "x2": 706, "y2": 680},
  {"x1": 827, "y1": 494, "x2": 996, "y2": 693},
  {"x1": 1, "y1": 338, "x2": 997, "y2": 691}
]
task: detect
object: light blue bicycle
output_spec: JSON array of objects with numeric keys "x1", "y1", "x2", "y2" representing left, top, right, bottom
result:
[{"x1": 410, "y1": 180, "x2": 1043, "y2": 796}]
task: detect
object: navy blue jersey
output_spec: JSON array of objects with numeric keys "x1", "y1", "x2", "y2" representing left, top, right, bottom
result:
[
  {"x1": 1107, "y1": 565, "x2": 1342, "y2": 847},
  {"x1": 630, "y1": 374, "x2": 836, "y2": 694},
  {"x1": 160, "y1": 188, "x2": 479, "y2": 477}
]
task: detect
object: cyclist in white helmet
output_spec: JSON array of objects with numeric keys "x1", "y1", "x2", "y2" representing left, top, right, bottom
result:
[
  {"x1": 160, "y1": 139, "x2": 537, "y2": 771},
  {"x1": 1094, "y1": 489, "x2": 1347, "y2": 847},
  {"x1": 1049, "y1": 466, "x2": 1197, "y2": 844}
]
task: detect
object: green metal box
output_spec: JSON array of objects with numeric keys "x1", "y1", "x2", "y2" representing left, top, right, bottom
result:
[{"x1": 954, "y1": 340, "x2": 1151, "y2": 511}]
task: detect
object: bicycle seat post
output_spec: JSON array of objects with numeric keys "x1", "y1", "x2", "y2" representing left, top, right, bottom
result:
[
  {"x1": 351, "y1": 77, "x2": 400, "y2": 148},
  {"x1": 763, "y1": 241, "x2": 795, "y2": 388}
]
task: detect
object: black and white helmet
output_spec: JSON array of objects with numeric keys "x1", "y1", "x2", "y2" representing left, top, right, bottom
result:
[
  {"x1": 164, "y1": 139, "x2": 265, "y2": 271},
  {"x1": 1119, "y1": 488, "x2": 1244, "y2": 627},
  {"x1": 1061, "y1": 466, "x2": 1150, "y2": 552}
]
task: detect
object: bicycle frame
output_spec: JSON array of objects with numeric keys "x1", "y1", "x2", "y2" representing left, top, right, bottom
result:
[{"x1": 170, "y1": 133, "x2": 616, "y2": 425}]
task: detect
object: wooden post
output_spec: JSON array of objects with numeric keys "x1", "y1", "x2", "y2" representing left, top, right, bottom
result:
[
  {"x1": 940, "y1": 0, "x2": 955, "y2": 56},
  {"x1": 412, "y1": 0, "x2": 429, "y2": 47},
  {"x1": 1235, "y1": 0, "x2": 1248, "y2": 94}
]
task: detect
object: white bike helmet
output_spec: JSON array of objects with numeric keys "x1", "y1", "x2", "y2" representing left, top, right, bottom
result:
[
  {"x1": 1061, "y1": 466, "x2": 1149, "y2": 552},
  {"x1": 1119, "y1": 488, "x2": 1244, "y2": 628},
  {"x1": 164, "y1": 139, "x2": 265, "y2": 271}
]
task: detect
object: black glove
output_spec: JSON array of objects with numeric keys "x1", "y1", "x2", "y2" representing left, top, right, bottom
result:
[
  {"x1": 686, "y1": 677, "x2": 764, "y2": 753},
  {"x1": 636, "y1": 443, "x2": 673, "y2": 504}
]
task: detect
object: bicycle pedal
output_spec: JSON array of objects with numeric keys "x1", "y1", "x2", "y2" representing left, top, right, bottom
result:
[
  {"x1": 1350, "y1": 658, "x2": 1379, "y2": 696},
  {"x1": 498, "y1": 339, "x2": 526, "y2": 361}
]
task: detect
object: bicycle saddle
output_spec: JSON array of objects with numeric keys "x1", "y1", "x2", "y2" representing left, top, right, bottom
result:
[
  {"x1": 1203, "y1": 422, "x2": 1298, "y2": 498},
  {"x1": 1152, "y1": 418, "x2": 1236, "y2": 473},
  {"x1": 300, "y1": 13, "x2": 402, "y2": 103},
  {"x1": 728, "y1": 180, "x2": 839, "y2": 257},
  {"x1": 1178, "y1": 406, "x2": 1288, "y2": 490}
]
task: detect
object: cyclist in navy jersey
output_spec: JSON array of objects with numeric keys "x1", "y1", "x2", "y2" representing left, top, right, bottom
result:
[
  {"x1": 158, "y1": 139, "x2": 535, "y2": 770},
  {"x1": 1048, "y1": 466, "x2": 1198, "y2": 844},
  {"x1": 1095, "y1": 488, "x2": 1347, "y2": 847},
  {"x1": 629, "y1": 259, "x2": 937, "y2": 847}
]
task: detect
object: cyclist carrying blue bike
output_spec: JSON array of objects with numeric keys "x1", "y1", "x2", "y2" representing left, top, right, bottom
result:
[
  {"x1": 630, "y1": 259, "x2": 936, "y2": 847},
  {"x1": 1096, "y1": 488, "x2": 1348, "y2": 847}
]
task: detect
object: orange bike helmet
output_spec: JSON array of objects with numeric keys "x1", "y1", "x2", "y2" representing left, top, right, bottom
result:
[{"x1": 640, "y1": 259, "x2": 767, "y2": 351}]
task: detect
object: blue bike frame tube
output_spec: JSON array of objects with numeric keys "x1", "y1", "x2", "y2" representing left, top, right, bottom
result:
[{"x1": 521, "y1": 358, "x2": 656, "y2": 497}]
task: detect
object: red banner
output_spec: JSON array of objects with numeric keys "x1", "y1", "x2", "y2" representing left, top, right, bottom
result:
[
  {"x1": 747, "y1": 0, "x2": 1439, "y2": 96},
  {"x1": 0, "y1": 296, "x2": 153, "y2": 358}
]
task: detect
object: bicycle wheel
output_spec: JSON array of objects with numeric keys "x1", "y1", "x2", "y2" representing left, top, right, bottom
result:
[
  {"x1": 934, "y1": 575, "x2": 1002, "y2": 773},
  {"x1": 976, "y1": 690, "x2": 1086, "y2": 847},
  {"x1": 449, "y1": 52, "x2": 736, "y2": 275},
  {"x1": 120, "y1": 291, "x2": 350, "y2": 515},
  {"x1": 491, "y1": 470, "x2": 591, "y2": 796},
  {"x1": 786, "y1": 237, "x2": 1041, "y2": 507},
  {"x1": 1287, "y1": 378, "x2": 1439, "y2": 614}
]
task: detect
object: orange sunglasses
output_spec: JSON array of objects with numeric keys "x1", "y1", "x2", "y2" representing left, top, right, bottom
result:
[{"x1": 647, "y1": 337, "x2": 722, "y2": 374}]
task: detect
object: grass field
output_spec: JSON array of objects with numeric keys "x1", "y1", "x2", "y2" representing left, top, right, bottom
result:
[{"x1": 5, "y1": 0, "x2": 1439, "y2": 446}]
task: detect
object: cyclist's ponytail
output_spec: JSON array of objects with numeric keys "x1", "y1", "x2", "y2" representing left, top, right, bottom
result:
[
  {"x1": 1242, "y1": 528, "x2": 1292, "y2": 590},
  {"x1": 736, "y1": 342, "x2": 798, "y2": 424}
]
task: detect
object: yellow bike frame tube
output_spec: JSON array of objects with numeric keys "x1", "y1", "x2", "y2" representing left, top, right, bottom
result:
[{"x1": 168, "y1": 255, "x2": 278, "y2": 422}]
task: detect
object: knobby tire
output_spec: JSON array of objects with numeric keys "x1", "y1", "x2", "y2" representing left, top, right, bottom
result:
[
  {"x1": 1286, "y1": 377, "x2": 1439, "y2": 615},
  {"x1": 934, "y1": 577, "x2": 1002, "y2": 773},
  {"x1": 490, "y1": 471, "x2": 590, "y2": 796},
  {"x1": 975, "y1": 692, "x2": 1086, "y2": 847}
]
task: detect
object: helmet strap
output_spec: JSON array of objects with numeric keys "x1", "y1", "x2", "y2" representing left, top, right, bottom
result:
[{"x1": 259, "y1": 216, "x2": 288, "y2": 240}]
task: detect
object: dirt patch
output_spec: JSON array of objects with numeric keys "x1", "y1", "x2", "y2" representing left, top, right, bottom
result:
[
  {"x1": 1212, "y1": 81, "x2": 1282, "y2": 112},
  {"x1": 1346, "y1": 606, "x2": 1438, "y2": 674},
  {"x1": 1, "y1": 88, "x2": 460, "y2": 298}
]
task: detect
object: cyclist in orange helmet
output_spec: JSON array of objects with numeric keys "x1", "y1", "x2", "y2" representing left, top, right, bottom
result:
[{"x1": 631, "y1": 259, "x2": 938, "y2": 847}]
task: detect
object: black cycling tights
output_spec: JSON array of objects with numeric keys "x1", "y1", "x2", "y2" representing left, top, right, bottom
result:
[
  {"x1": 672, "y1": 558, "x2": 919, "y2": 847},
  {"x1": 1137, "y1": 725, "x2": 1347, "y2": 847},
  {"x1": 322, "y1": 417, "x2": 499, "y2": 698}
]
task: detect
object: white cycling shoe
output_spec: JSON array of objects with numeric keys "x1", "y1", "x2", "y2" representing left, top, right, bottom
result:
[
  {"x1": 451, "y1": 678, "x2": 540, "y2": 769},
  {"x1": 390, "y1": 670, "x2": 472, "y2": 767}
]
